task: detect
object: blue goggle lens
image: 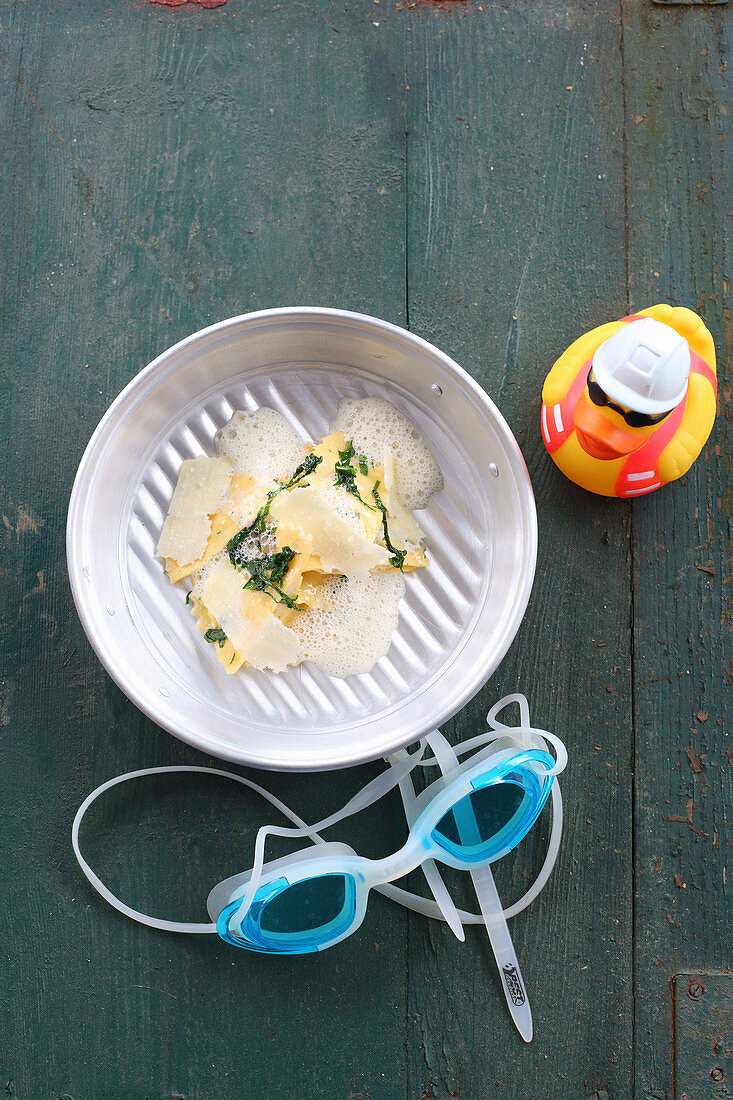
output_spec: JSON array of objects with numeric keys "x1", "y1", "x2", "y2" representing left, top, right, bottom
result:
[
  {"x1": 259, "y1": 872, "x2": 349, "y2": 934},
  {"x1": 432, "y1": 755, "x2": 554, "y2": 864},
  {"x1": 218, "y1": 872, "x2": 358, "y2": 954},
  {"x1": 433, "y1": 781, "x2": 526, "y2": 854}
]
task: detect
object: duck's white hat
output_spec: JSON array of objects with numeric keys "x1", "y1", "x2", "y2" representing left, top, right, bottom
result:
[{"x1": 592, "y1": 317, "x2": 690, "y2": 416}]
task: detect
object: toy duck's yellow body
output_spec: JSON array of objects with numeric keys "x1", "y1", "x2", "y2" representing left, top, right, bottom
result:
[{"x1": 541, "y1": 305, "x2": 717, "y2": 497}]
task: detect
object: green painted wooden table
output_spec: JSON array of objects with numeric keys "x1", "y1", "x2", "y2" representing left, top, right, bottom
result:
[{"x1": 1, "y1": 1, "x2": 730, "y2": 1097}]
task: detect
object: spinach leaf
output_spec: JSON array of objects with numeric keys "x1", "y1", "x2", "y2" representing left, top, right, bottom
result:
[
  {"x1": 334, "y1": 440, "x2": 376, "y2": 509},
  {"x1": 241, "y1": 547, "x2": 298, "y2": 608},
  {"x1": 372, "y1": 482, "x2": 406, "y2": 571},
  {"x1": 227, "y1": 453, "x2": 323, "y2": 563},
  {"x1": 204, "y1": 627, "x2": 227, "y2": 648}
]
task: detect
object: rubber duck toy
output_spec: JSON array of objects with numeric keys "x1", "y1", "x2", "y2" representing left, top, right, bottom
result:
[{"x1": 541, "y1": 304, "x2": 717, "y2": 497}]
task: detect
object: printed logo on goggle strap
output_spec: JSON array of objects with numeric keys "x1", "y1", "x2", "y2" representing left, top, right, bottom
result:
[{"x1": 502, "y1": 963, "x2": 526, "y2": 1006}]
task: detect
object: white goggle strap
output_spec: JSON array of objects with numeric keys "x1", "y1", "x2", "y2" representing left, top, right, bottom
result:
[
  {"x1": 71, "y1": 764, "x2": 316, "y2": 935},
  {"x1": 393, "y1": 764, "x2": 466, "y2": 942},
  {"x1": 486, "y1": 692, "x2": 531, "y2": 731},
  {"x1": 73, "y1": 749, "x2": 427, "y2": 938},
  {"x1": 485, "y1": 692, "x2": 568, "y2": 776},
  {"x1": 411, "y1": 690, "x2": 567, "y2": 779}
]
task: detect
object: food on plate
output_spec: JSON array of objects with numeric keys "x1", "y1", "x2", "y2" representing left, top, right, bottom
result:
[{"x1": 155, "y1": 398, "x2": 442, "y2": 677}]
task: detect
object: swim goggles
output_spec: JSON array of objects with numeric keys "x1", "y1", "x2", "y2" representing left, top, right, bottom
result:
[{"x1": 73, "y1": 694, "x2": 566, "y2": 1042}]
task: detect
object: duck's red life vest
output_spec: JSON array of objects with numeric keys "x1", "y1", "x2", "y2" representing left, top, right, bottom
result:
[{"x1": 541, "y1": 348, "x2": 717, "y2": 499}]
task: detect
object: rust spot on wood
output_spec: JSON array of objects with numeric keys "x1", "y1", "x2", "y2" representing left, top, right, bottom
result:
[
  {"x1": 23, "y1": 570, "x2": 45, "y2": 600},
  {"x1": 684, "y1": 746, "x2": 703, "y2": 773},
  {"x1": 2, "y1": 503, "x2": 44, "y2": 536},
  {"x1": 663, "y1": 798, "x2": 705, "y2": 834},
  {"x1": 663, "y1": 795, "x2": 710, "y2": 838}
]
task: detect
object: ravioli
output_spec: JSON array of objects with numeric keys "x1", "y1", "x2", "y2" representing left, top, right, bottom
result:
[{"x1": 201, "y1": 559, "x2": 301, "y2": 673}]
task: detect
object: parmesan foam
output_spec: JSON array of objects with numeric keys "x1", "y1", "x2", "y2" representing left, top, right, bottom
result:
[
  {"x1": 331, "y1": 397, "x2": 443, "y2": 511},
  {"x1": 293, "y1": 572, "x2": 405, "y2": 678},
  {"x1": 215, "y1": 408, "x2": 307, "y2": 481}
]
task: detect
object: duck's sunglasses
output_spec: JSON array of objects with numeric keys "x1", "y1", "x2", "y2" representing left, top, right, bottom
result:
[
  {"x1": 211, "y1": 734, "x2": 564, "y2": 955},
  {"x1": 586, "y1": 368, "x2": 670, "y2": 428}
]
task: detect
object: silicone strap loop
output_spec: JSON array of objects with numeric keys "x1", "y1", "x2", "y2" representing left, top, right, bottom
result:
[{"x1": 72, "y1": 765, "x2": 320, "y2": 934}]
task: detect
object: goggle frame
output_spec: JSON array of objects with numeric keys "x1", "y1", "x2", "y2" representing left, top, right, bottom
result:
[{"x1": 215, "y1": 743, "x2": 557, "y2": 954}]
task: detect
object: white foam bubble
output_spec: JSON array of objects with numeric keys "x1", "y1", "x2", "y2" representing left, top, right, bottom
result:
[
  {"x1": 215, "y1": 408, "x2": 308, "y2": 481},
  {"x1": 331, "y1": 397, "x2": 443, "y2": 511},
  {"x1": 293, "y1": 571, "x2": 405, "y2": 678},
  {"x1": 228, "y1": 525, "x2": 278, "y2": 569}
]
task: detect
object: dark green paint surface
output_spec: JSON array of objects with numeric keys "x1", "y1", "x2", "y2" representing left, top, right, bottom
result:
[
  {"x1": 0, "y1": 1, "x2": 730, "y2": 1098},
  {"x1": 673, "y1": 973, "x2": 733, "y2": 1099}
]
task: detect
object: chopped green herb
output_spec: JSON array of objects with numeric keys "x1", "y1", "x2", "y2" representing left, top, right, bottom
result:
[
  {"x1": 372, "y1": 482, "x2": 407, "y2": 571},
  {"x1": 242, "y1": 546, "x2": 298, "y2": 608},
  {"x1": 204, "y1": 627, "x2": 227, "y2": 648},
  {"x1": 185, "y1": 591, "x2": 191, "y2": 605},
  {"x1": 227, "y1": 453, "x2": 323, "y2": 562},
  {"x1": 284, "y1": 452, "x2": 324, "y2": 489},
  {"x1": 334, "y1": 440, "x2": 376, "y2": 509}
]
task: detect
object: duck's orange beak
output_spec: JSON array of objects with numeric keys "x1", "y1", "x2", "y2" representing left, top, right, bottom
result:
[{"x1": 573, "y1": 392, "x2": 648, "y2": 460}]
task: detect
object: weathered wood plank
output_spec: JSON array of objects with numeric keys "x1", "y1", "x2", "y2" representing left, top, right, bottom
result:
[
  {"x1": 622, "y1": 4, "x2": 732, "y2": 1098},
  {"x1": 0, "y1": 2, "x2": 410, "y2": 1098},
  {"x1": 673, "y1": 973, "x2": 732, "y2": 1099},
  {"x1": 405, "y1": 3, "x2": 634, "y2": 1096}
]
